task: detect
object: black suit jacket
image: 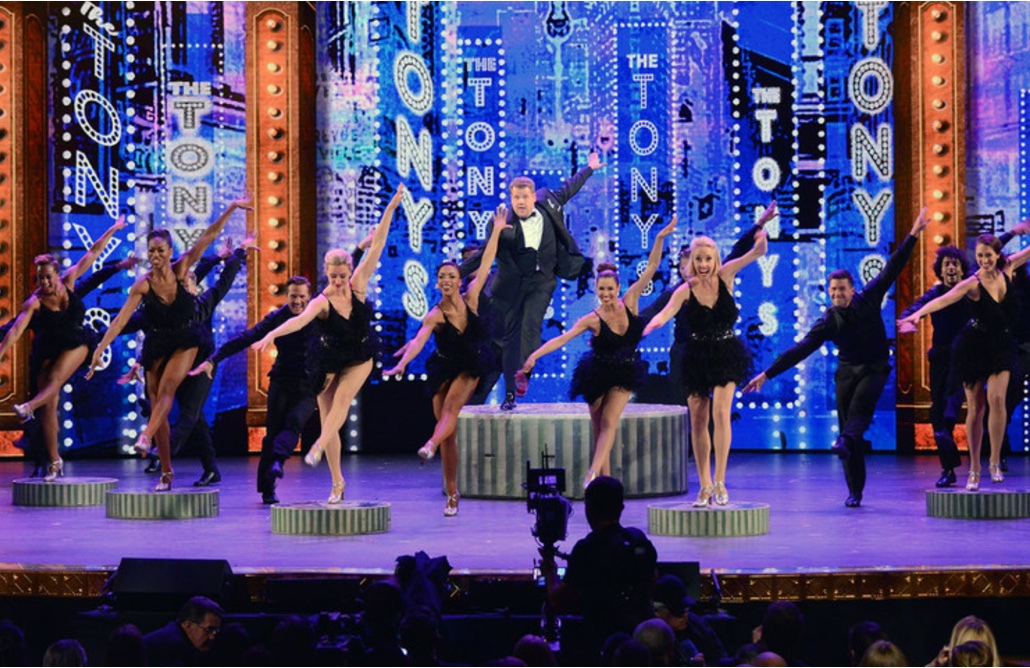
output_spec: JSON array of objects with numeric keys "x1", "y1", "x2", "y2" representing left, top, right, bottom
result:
[{"x1": 462, "y1": 167, "x2": 592, "y2": 304}]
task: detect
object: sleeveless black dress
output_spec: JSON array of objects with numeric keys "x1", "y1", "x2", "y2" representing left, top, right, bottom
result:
[
  {"x1": 424, "y1": 300, "x2": 495, "y2": 394},
  {"x1": 140, "y1": 279, "x2": 204, "y2": 370},
  {"x1": 307, "y1": 293, "x2": 379, "y2": 390},
  {"x1": 28, "y1": 289, "x2": 97, "y2": 375},
  {"x1": 681, "y1": 278, "x2": 752, "y2": 396},
  {"x1": 951, "y1": 273, "x2": 1018, "y2": 386},
  {"x1": 569, "y1": 305, "x2": 647, "y2": 404}
]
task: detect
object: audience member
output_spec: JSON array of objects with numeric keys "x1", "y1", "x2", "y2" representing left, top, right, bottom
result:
[
  {"x1": 929, "y1": 616, "x2": 1000, "y2": 667},
  {"x1": 103, "y1": 624, "x2": 147, "y2": 667},
  {"x1": 360, "y1": 580, "x2": 405, "y2": 665},
  {"x1": 142, "y1": 596, "x2": 223, "y2": 666},
  {"x1": 652, "y1": 573, "x2": 726, "y2": 664},
  {"x1": 859, "y1": 639, "x2": 907, "y2": 666},
  {"x1": 613, "y1": 638, "x2": 651, "y2": 666},
  {"x1": 0, "y1": 620, "x2": 27, "y2": 666},
  {"x1": 633, "y1": 618, "x2": 677, "y2": 666},
  {"x1": 511, "y1": 635, "x2": 557, "y2": 667},
  {"x1": 755, "y1": 601, "x2": 805, "y2": 666},
  {"x1": 41, "y1": 640, "x2": 86, "y2": 667},
  {"x1": 398, "y1": 606, "x2": 440, "y2": 666},
  {"x1": 268, "y1": 615, "x2": 315, "y2": 667},
  {"x1": 949, "y1": 640, "x2": 992, "y2": 667},
  {"x1": 210, "y1": 622, "x2": 251, "y2": 667},
  {"x1": 849, "y1": 621, "x2": 889, "y2": 666},
  {"x1": 752, "y1": 650, "x2": 788, "y2": 666}
]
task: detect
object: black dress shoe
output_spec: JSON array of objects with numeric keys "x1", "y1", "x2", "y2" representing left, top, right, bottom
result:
[
  {"x1": 194, "y1": 470, "x2": 222, "y2": 487},
  {"x1": 936, "y1": 469, "x2": 957, "y2": 488},
  {"x1": 831, "y1": 436, "x2": 852, "y2": 460},
  {"x1": 262, "y1": 491, "x2": 280, "y2": 505},
  {"x1": 270, "y1": 461, "x2": 284, "y2": 479},
  {"x1": 501, "y1": 392, "x2": 517, "y2": 411},
  {"x1": 844, "y1": 494, "x2": 862, "y2": 508},
  {"x1": 143, "y1": 458, "x2": 160, "y2": 474}
]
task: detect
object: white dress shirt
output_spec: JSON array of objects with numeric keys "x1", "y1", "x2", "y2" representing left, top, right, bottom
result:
[{"x1": 520, "y1": 210, "x2": 544, "y2": 251}]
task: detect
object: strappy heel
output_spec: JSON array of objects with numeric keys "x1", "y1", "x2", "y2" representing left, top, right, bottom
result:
[
  {"x1": 444, "y1": 491, "x2": 460, "y2": 517},
  {"x1": 13, "y1": 403, "x2": 34, "y2": 423},
  {"x1": 155, "y1": 470, "x2": 174, "y2": 493},
  {"x1": 43, "y1": 458, "x2": 64, "y2": 483},
  {"x1": 304, "y1": 442, "x2": 323, "y2": 467},
  {"x1": 328, "y1": 480, "x2": 346, "y2": 504},
  {"x1": 989, "y1": 463, "x2": 1004, "y2": 483},
  {"x1": 966, "y1": 470, "x2": 980, "y2": 492},
  {"x1": 713, "y1": 481, "x2": 729, "y2": 506},
  {"x1": 133, "y1": 433, "x2": 153, "y2": 458},
  {"x1": 417, "y1": 441, "x2": 437, "y2": 465},
  {"x1": 693, "y1": 485, "x2": 714, "y2": 507},
  {"x1": 583, "y1": 469, "x2": 598, "y2": 489}
]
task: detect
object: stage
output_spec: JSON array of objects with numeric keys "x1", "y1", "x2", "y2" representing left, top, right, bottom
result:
[{"x1": 4, "y1": 452, "x2": 1030, "y2": 604}]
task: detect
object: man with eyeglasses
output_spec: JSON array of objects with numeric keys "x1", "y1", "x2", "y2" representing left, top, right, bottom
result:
[{"x1": 144, "y1": 596, "x2": 223, "y2": 665}]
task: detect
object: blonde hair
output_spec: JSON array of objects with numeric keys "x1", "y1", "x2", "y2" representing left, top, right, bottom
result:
[
  {"x1": 948, "y1": 616, "x2": 1000, "y2": 667},
  {"x1": 323, "y1": 248, "x2": 354, "y2": 271},
  {"x1": 687, "y1": 236, "x2": 722, "y2": 278}
]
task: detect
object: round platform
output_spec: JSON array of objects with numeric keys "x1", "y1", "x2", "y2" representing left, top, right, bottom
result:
[
  {"x1": 105, "y1": 489, "x2": 219, "y2": 519},
  {"x1": 455, "y1": 403, "x2": 688, "y2": 500},
  {"x1": 926, "y1": 488, "x2": 1030, "y2": 519},
  {"x1": 12, "y1": 477, "x2": 118, "y2": 507},
  {"x1": 271, "y1": 501, "x2": 391, "y2": 536},
  {"x1": 648, "y1": 502, "x2": 770, "y2": 537}
]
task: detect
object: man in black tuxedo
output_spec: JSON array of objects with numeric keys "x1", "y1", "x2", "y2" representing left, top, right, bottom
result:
[{"x1": 462, "y1": 152, "x2": 603, "y2": 410}]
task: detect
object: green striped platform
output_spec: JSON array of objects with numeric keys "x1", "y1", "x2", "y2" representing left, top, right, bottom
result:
[
  {"x1": 649, "y1": 502, "x2": 770, "y2": 537},
  {"x1": 12, "y1": 478, "x2": 118, "y2": 507},
  {"x1": 926, "y1": 489, "x2": 1030, "y2": 519},
  {"x1": 106, "y1": 489, "x2": 219, "y2": 519},
  {"x1": 456, "y1": 403, "x2": 689, "y2": 500},
  {"x1": 271, "y1": 501, "x2": 391, "y2": 536}
]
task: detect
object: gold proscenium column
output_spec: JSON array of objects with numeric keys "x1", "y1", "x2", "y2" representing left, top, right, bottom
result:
[
  {"x1": 0, "y1": 3, "x2": 48, "y2": 448},
  {"x1": 245, "y1": 3, "x2": 316, "y2": 451},
  {"x1": 895, "y1": 2, "x2": 966, "y2": 452}
]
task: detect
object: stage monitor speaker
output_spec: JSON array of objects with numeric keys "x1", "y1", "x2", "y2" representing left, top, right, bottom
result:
[
  {"x1": 110, "y1": 558, "x2": 234, "y2": 612},
  {"x1": 657, "y1": 561, "x2": 702, "y2": 601}
]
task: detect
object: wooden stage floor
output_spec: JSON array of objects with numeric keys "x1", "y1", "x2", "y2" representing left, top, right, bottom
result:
[{"x1": 2, "y1": 452, "x2": 1030, "y2": 602}]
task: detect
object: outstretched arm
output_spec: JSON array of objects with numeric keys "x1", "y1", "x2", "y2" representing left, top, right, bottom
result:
[
  {"x1": 65, "y1": 216, "x2": 127, "y2": 285},
  {"x1": 87, "y1": 278, "x2": 147, "y2": 378},
  {"x1": 520, "y1": 314, "x2": 595, "y2": 375},
  {"x1": 642, "y1": 281, "x2": 690, "y2": 337},
  {"x1": 863, "y1": 207, "x2": 929, "y2": 303},
  {"x1": 1006, "y1": 226, "x2": 1030, "y2": 272},
  {"x1": 382, "y1": 309, "x2": 444, "y2": 377},
  {"x1": 0, "y1": 297, "x2": 39, "y2": 361},
  {"x1": 623, "y1": 216, "x2": 677, "y2": 312},
  {"x1": 175, "y1": 196, "x2": 253, "y2": 277},
  {"x1": 465, "y1": 206, "x2": 510, "y2": 312},
  {"x1": 897, "y1": 275, "x2": 978, "y2": 330},
  {"x1": 251, "y1": 294, "x2": 327, "y2": 353},
  {"x1": 352, "y1": 185, "x2": 405, "y2": 294}
]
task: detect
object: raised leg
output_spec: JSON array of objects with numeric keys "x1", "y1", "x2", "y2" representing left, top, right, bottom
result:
[{"x1": 588, "y1": 389, "x2": 632, "y2": 478}]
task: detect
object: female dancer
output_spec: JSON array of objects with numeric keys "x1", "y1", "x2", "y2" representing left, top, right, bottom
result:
[
  {"x1": 0, "y1": 217, "x2": 127, "y2": 480},
  {"x1": 89, "y1": 198, "x2": 252, "y2": 492},
  {"x1": 382, "y1": 205, "x2": 508, "y2": 516},
  {"x1": 642, "y1": 202, "x2": 773, "y2": 507},
  {"x1": 518, "y1": 217, "x2": 677, "y2": 487},
  {"x1": 898, "y1": 233, "x2": 1030, "y2": 490},
  {"x1": 253, "y1": 185, "x2": 404, "y2": 503}
]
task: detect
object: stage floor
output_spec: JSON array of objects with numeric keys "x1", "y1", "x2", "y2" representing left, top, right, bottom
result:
[{"x1": 2, "y1": 451, "x2": 1029, "y2": 579}]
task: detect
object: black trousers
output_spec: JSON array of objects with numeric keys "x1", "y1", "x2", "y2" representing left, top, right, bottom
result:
[
  {"x1": 928, "y1": 348, "x2": 963, "y2": 471},
  {"x1": 496, "y1": 273, "x2": 558, "y2": 396},
  {"x1": 257, "y1": 377, "x2": 318, "y2": 494},
  {"x1": 169, "y1": 373, "x2": 218, "y2": 474},
  {"x1": 835, "y1": 361, "x2": 891, "y2": 498}
]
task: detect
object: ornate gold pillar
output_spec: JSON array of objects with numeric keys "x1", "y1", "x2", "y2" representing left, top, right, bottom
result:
[
  {"x1": 895, "y1": 2, "x2": 966, "y2": 452},
  {"x1": 245, "y1": 3, "x2": 317, "y2": 448},
  {"x1": 0, "y1": 3, "x2": 48, "y2": 445}
]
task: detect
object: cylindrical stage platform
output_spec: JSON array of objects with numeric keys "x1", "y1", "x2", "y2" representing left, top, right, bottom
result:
[
  {"x1": 105, "y1": 489, "x2": 220, "y2": 519},
  {"x1": 926, "y1": 489, "x2": 1030, "y2": 519},
  {"x1": 455, "y1": 403, "x2": 688, "y2": 500},
  {"x1": 271, "y1": 501, "x2": 391, "y2": 536},
  {"x1": 648, "y1": 502, "x2": 771, "y2": 537},
  {"x1": 12, "y1": 478, "x2": 118, "y2": 507}
]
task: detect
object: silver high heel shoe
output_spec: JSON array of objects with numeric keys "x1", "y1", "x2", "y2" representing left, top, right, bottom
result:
[
  {"x1": 154, "y1": 470, "x2": 174, "y2": 493},
  {"x1": 304, "y1": 442, "x2": 323, "y2": 467},
  {"x1": 713, "y1": 481, "x2": 729, "y2": 506},
  {"x1": 327, "y1": 480, "x2": 346, "y2": 504},
  {"x1": 43, "y1": 458, "x2": 64, "y2": 483},
  {"x1": 693, "y1": 485, "x2": 714, "y2": 508}
]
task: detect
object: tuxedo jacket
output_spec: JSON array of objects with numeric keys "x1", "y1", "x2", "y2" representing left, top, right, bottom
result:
[{"x1": 462, "y1": 166, "x2": 592, "y2": 304}]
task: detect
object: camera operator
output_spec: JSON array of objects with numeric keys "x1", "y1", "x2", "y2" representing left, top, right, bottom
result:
[{"x1": 539, "y1": 476, "x2": 658, "y2": 661}]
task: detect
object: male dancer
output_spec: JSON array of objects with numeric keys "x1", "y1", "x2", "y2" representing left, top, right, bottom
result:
[
  {"x1": 461, "y1": 152, "x2": 603, "y2": 410},
  {"x1": 744, "y1": 209, "x2": 929, "y2": 507},
  {"x1": 899, "y1": 246, "x2": 970, "y2": 487},
  {"x1": 190, "y1": 275, "x2": 317, "y2": 504}
]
